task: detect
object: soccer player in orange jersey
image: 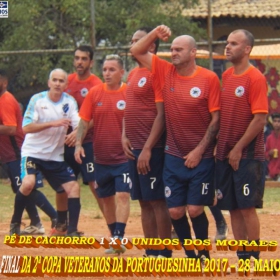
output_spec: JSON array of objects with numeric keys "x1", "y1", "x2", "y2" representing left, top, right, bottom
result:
[
  {"x1": 75, "y1": 55, "x2": 130, "y2": 254},
  {"x1": 131, "y1": 26, "x2": 220, "y2": 260},
  {"x1": 122, "y1": 27, "x2": 172, "y2": 258},
  {"x1": 216, "y1": 30, "x2": 268, "y2": 261}
]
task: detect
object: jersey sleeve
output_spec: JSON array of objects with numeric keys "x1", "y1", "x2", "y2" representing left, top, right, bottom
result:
[
  {"x1": 79, "y1": 88, "x2": 95, "y2": 121},
  {"x1": 23, "y1": 95, "x2": 39, "y2": 127},
  {"x1": 249, "y1": 75, "x2": 268, "y2": 114},
  {"x1": 208, "y1": 73, "x2": 221, "y2": 113},
  {"x1": 151, "y1": 55, "x2": 172, "y2": 102},
  {"x1": 1, "y1": 95, "x2": 18, "y2": 126},
  {"x1": 151, "y1": 73, "x2": 163, "y2": 103},
  {"x1": 69, "y1": 98, "x2": 80, "y2": 129}
]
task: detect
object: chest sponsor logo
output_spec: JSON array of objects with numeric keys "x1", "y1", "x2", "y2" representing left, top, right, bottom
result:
[
  {"x1": 235, "y1": 86, "x2": 245, "y2": 97},
  {"x1": 62, "y1": 103, "x2": 69, "y2": 115},
  {"x1": 80, "y1": 88, "x2": 88, "y2": 97},
  {"x1": 116, "y1": 100, "x2": 126, "y2": 110},
  {"x1": 41, "y1": 106, "x2": 48, "y2": 109},
  {"x1": 138, "y1": 77, "x2": 147, "y2": 87},
  {"x1": 190, "y1": 87, "x2": 201, "y2": 98}
]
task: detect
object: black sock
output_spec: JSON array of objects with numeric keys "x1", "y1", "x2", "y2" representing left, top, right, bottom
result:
[
  {"x1": 158, "y1": 247, "x2": 172, "y2": 258},
  {"x1": 145, "y1": 249, "x2": 159, "y2": 257},
  {"x1": 171, "y1": 215, "x2": 197, "y2": 258},
  {"x1": 67, "y1": 198, "x2": 81, "y2": 234},
  {"x1": 114, "y1": 222, "x2": 126, "y2": 238},
  {"x1": 249, "y1": 239, "x2": 260, "y2": 260},
  {"x1": 57, "y1": 210, "x2": 68, "y2": 226},
  {"x1": 191, "y1": 211, "x2": 210, "y2": 258},
  {"x1": 12, "y1": 191, "x2": 33, "y2": 224},
  {"x1": 208, "y1": 205, "x2": 225, "y2": 224},
  {"x1": 25, "y1": 202, "x2": 40, "y2": 225},
  {"x1": 34, "y1": 189, "x2": 57, "y2": 219},
  {"x1": 108, "y1": 223, "x2": 116, "y2": 236},
  {"x1": 237, "y1": 245, "x2": 251, "y2": 260}
]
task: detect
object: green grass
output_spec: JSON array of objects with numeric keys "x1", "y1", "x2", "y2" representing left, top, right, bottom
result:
[
  {"x1": 0, "y1": 179, "x2": 141, "y2": 223},
  {"x1": 0, "y1": 179, "x2": 279, "y2": 223}
]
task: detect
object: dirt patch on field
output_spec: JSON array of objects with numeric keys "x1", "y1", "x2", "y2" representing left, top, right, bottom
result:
[{"x1": 0, "y1": 210, "x2": 279, "y2": 280}]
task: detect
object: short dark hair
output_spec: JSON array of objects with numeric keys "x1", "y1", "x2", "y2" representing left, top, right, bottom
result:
[
  {"x1": 75, "y1": 45, "x2": 94, "y2": 60},
  {"x1": 232, "y1": 29, "x2": 254, "y2": 47},
  {"x1": 272, "y1": 113, "x2": 280, "y2": 120},
  {"x1": 0, "y1": 69, "x2": 8, "y2": 79},
  {"x1": 138, "y1": 27, "x2": 160, "y2": 54}
]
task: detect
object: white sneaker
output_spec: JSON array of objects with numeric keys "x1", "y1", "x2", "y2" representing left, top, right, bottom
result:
[{"x1": 21, "y1": 223, "x2": 45, "y2": 235}]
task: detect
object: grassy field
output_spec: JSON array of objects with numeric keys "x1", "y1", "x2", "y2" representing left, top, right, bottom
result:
[
  {"x1": 0, "y1": 179, "x2": 280, "y2": 223},
  {"x1": 0, "y1": 179, "x2": 142, "y2": 223}
]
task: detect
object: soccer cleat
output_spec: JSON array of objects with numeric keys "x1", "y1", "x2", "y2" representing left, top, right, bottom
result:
[
  {"x1": 104, "y1": 245, "x2": 126, "y2": 255},
  {"x1": 20, "y1": 223, "x2": 45, "y2": 235},
  {"x1": 10, "y1": 223, "x2": 21, "y2": 235},
  {"x1": 49, "y1": 222, "x2": 67, "y2": 237},
  {"x1": 66, "y1": 231, "x2": 84, "y2": 237},
  {"x1": 51, "y1": 218, "x2": 57, "y2": 229},
  {"x1": 215, "y1": 220, "x2": 228, "y2": 241}
]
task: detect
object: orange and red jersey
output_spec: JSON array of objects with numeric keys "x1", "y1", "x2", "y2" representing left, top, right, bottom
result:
[
  {"x1": 152, "y1": 55, "x2": 220, "y2": 159},
  {"x1": 216, "y1": 66, "x2": 268, "y2": 161},
  {"x1": 66, "y1": 73, "x2": 102, "y2": 143},
  {"x1": 125, "y1": 67, "x2": 164, "y2": 149},
  {"x1": 79, "y1": 83, "x2": 127, "y2": 165},
  {"x1": 0, "y1": 91, "x2": 24, "y2": 163}
]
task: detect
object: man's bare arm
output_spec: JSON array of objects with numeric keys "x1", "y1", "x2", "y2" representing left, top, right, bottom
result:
[
  {"x1": 23, "y1": 119, "x2": 71, "y2": 134},
  {"x1": 0, "y1": 125, "x2": 16, "y2": 135},
  {"x1": 75, "y1": 119, "x2": 90, "y2": 147},
  {"x1": 229, "y1": 113, "x2": 267, "y2": 170},
  {"x1": 74, "y1": 119, "x2": 90, "y2": 164},
  {"x1": 130, "y1": 25, "x2": 172, "y2": 71},
  {"x1": 184, "y1": 111, "x2": 220, "y2": 168},
  {"x1": 137, "y1": 102, "x2": 165, "y2": 174}
]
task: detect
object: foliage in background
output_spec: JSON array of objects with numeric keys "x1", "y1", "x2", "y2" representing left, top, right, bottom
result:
[{"x1": 0, "y1": 0, "x2": 205, "y2": 101}]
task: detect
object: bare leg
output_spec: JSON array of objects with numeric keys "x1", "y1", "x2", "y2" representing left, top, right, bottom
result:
[
  {"x1": 89, "y1": 181, "x2": 104, "y2": 215},
  {"x1": 102, "y1": 195, "x2": 116, "y2": 224},
  {"x1": 115, "y1": 192, "x2": 130, "y2": 223},
  {"x1": 139, "y1": 200, "x2": 158, "y2": 238},
  {"x1": 150, "y1": 199, "x2": 171, "y2": 239}
]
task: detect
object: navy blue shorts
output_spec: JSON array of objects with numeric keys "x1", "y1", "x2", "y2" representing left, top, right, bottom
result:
[
  {"x1": 129, "y1": 148, "x2": 165, "y2": 201},
  {"x1": 21, "y1": 157, "x2": 76, "y2": 193},
  {"x1": 216, "y1": 159, "x2": 265, "y2": 210},
  {"x1": 4, "y1": 159, "x2": 43, "y2": 193},
  {"x1": 163, "y1": 154, "x2": 215, "y2": 208},
  {"x1": 64, "y1": 142, "x2": 95, "y2": 184},
  {"x1": 94, "y1": 162, "x2": 130, "y2": 198}
]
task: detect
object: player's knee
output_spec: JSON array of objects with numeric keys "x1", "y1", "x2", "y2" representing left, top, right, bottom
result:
[
  {"x1": 63, "y1": 181, "x2": 80, "y2": 198},
  {"x1": 169, "y1": 207, "x2": 185, "y2": 220},
  {"x1": 149, "y1": 199, "x2": 167, "y2": 209},
  {"x1": 116, "y1": 192, "x2": 130, "y2": 203},
  {"x1": 139, "y1": 200, "x2": 152, "y2": 210},
  {"x1": 20, "y1": 179, "x2": 35, "y2": 195},
  {"x1": 187, "y1": 206, "x2": 203, "y2": 218}
]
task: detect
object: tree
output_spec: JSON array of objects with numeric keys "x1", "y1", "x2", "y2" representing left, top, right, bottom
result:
[{"x1": 0, "y1": 0, "x2": 204, "y2": 101}]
